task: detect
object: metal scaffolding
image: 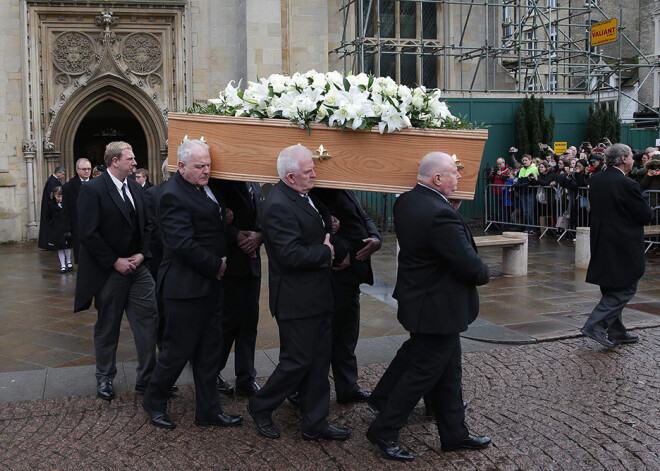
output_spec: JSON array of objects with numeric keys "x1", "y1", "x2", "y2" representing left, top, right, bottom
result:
[{"x1": 331, "y1": 0, "x2": 659, "y2": 123}]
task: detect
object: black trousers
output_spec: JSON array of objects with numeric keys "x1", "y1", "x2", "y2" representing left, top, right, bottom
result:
[
  {"x1": 249, "y1": 313, "x2": 332, "y2": 434},
  {"x1": 583, "y1": 284, "x2": 637, "y2": 336},
  {"x1": 143, "y1": 289, "x2": 224, "y2": 420},
  {"x1": 218, "y1": 276, "x2": 260, "y2": 386},
  {"x1": 330, "y1": 280, "x2": 361, "y2": 399},
  {"x1": 93, "y1": 264, "x2": 157, "y2": 385},
  {"x1": 368, "y1": 333, "x2": 468, "y2": 444}
]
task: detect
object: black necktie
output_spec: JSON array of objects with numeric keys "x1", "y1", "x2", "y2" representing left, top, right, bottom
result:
[{"x1": 122, "y1": 183, "x2": 135, "y2": 215}]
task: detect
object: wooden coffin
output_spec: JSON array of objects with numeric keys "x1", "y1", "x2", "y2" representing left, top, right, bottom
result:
[{"x1": 167, "y1": 113, "x2": 488, "y2": 199}]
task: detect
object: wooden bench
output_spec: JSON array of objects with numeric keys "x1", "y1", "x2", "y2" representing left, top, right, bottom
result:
[
  {"x1": 644, "y1": 225, "x2": 660, "y2": 253},
  {"x1": 474, "y1": 232, "x2": 528, "y2": 276}
]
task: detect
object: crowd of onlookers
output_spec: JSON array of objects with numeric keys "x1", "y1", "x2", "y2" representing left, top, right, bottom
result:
[{"x1": 487, "y1": 140, "x2": 660, "y2": 237}]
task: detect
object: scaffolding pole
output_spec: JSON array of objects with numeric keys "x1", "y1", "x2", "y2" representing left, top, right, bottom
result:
[{"x1": 330, "y1": 0, "x2": 659, "y2": 125}]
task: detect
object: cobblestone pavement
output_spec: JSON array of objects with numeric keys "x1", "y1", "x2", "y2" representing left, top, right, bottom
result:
[{"x1": 1, "y1": 328, "x2": 658, "y2": 471}]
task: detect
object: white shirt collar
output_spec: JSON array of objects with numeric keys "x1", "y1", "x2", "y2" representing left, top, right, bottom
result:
[
  {"x1": 418, "y1": 183, "x2": 450, "y2": 204},
  {"x1": 107, "y1": 170, "x2": 126, "y2": 192}
]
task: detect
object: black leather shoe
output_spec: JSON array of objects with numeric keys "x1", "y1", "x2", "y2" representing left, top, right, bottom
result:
[
  {"x1": 366, "y1": 429, "x2": 414, "y2": 462},
  {"x1": 609, "y1": 332, "x2": 639, "y2": 345},
  {"x1": 135, "y1": 384, "x2": 179, "y2": 395},
  {"x1": 337, "y1": 389, "x2": 370, "y2": 404},
  {"x1": 195, "y1": 412, "x2": 243, "y2": 427},
  {"x1": 441, "y1": 434, "x2": 492, "y2": 452},
  {"x1": 97, "y1": 381, "x2": 115, "y2": 401},
  {"x1": 581, "y1": 327, "x2": 614, "y2": 348},
  {"x1": 247, "y1": 403, "x2": 280, "y2": 439},
  {"x1": 302, "y1": 424, "x2": 350, "y2": 441},
  {"x1": 287, "y1": 391, "x2": 299, "y2": 406},
  {"x1": 235, "y1": 380, "x2": 261, "y2": 397},
  {"x1": 143, "y1": 407, "x2": 176, "y2": 430},
  {"x1": 216, "y1": 374, "x2": 234, "y2": 395}
]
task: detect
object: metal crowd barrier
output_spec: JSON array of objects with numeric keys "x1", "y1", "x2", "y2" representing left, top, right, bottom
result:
[
  {"x1": 484, "y1": 183, "x2": 589, "y2": 241},
  {"x1": 643, "y1": 189, "x2": 660, "y2": 252},
  {"x1": 486, "y1": 185, "x2": 660, "y2": 247}
]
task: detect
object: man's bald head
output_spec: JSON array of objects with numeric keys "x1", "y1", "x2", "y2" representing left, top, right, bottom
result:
[
  {"x1": 418, "y1": 152, "x2": 454, "y2": 180},
  {"x1": 417, "y1": 152, "x2": 461, "y2": 197}
]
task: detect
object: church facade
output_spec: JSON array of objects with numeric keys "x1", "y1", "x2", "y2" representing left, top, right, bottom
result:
[{"x1": 0, "y1": 0, "x2": 344, "y2": 242}]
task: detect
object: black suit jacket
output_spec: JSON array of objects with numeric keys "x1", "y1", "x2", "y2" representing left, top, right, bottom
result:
[
  {"x1": 38, "y1": 174, "x2": 63, "y2": 249},
  {"x1": 312, "y1": 188, "x2": 381, "y2": 285},
  {"x1": 144, "y1": 181, "x2": 168, "y2": 278},
  {"x1": 157, "y1": 172, "x2": 227, "y2": 299},
  {"x1": 62, "y1": 175, "x2": 85, "y2": 261},
  {"x1": 586, "y1": 167, "x2": 653, "y2": 288},
  {"x1": 74, "y1": 171, "x2": 151, "y2": 312},
  {"x1": 261, "y1": 180, "x2": 334, "y2": 320},
  {"x1": 393, "y1": 184, "x2": 489, "y2": 334},
  {"x1": 209, "y1": 179, "x2": 264, "y2": 279}
]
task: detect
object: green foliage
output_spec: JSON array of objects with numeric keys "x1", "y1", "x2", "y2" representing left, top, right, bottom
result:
[
  {"x1": 546, "y1": 112, "x2": 555, "y2": 144},
  {"x1": 527, "y1": 95, "x2": 542, "y2": 157},
  {"x1": 586, "y1": 105, "x2": 621, "y2": 145},
  {"x1": 515, "y1": 100, "x2": 529, "y2": 155},
  {"x1": 515, "y1": 96, "x2": 555, "y2": 157}
]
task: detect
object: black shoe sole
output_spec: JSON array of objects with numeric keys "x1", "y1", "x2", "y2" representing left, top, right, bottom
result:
[
  {"x1": 97, "y1": 394, "x2": 114, "y2": 401},
  {"x1": 194, "y1": 420, "x2": 243, "y2": 428},
  {"x1": 302, "y1": 432, "x2": 350, "y2": 441}
]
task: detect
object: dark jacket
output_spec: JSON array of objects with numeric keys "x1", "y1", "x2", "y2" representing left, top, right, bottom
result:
[
  {"x1": 586, "y1": 167, "x2": 653, "y2": 288},
  {"x1": 393, "y1": 184, "x2": 489, "y2": 334},
  {"x1": 157, "y1": 171, "x2": 227, "y2": 300},
  {"x1": 261, "y1": 180, "x2": 334, "y2": 320},
  {"x1": 209, "y1": 179, "x2": 264, "y2": 279},
  {"x1": 45, "y1": 200, "x2": 71, "y2": 250},
  {"x1": 144, "y1": 180, "x2": 168, "y2": 278},
  {"x1": 312, "y1": 188, "x2": 380, "y2": 286},
  {"x1": 62, "y1": 175, "x2": 85, "y2": 262},
  {"x1": 38, "y1": 174, "x2": 63, "y2": 249},
  {"x1": 74, "y1": 171, "x2": 151, "y2": 312}
]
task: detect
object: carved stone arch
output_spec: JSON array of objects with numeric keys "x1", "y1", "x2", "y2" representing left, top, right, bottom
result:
[{"x1": 50, "y1": 76, "x2": 167, "y2": 182}]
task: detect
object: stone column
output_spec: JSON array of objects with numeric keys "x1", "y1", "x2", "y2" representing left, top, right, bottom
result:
[
  {"x1": 575, "y1": 227, "x2": 591, "y2": 269},
  {"x1": 22, "y1": 139, "x2": 38, "y2": 239}
]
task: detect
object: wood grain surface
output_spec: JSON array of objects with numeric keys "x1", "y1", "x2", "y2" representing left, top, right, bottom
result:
[{"x1": 167, "y1": 113, "x2": 488, "y2": 198}]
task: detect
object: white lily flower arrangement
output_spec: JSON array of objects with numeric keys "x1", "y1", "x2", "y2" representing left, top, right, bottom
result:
[{"x1": 199, "y1": 70, "x2": 468, "y2": 134}]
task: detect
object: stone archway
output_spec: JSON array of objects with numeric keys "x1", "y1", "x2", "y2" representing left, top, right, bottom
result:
[
  {"x1": 74, "y1": 100, "x2": 149, "y2": 170},
  {"x1": 50, "y1": 76, "x2": 167, "y2": 183}
]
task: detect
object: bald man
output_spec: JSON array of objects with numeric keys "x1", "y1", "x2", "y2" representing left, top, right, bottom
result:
[{"x1": 366, "y1": 152, "x2": 491, "y2": 461}]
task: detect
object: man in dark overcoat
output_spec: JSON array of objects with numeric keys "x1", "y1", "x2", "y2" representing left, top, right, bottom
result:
[
  {"x1": 74, "y1": 142, "x2": 157, "y2": 401},
  {"x1": 247, "y1": 144, "x2": 349, "y2": 442},
  {"x1": 581, "y1": 143, "x2": 653, "y2": 347},
  {"x1": 209, "y1": 179, "x2": 265, "y2": 397},
  {"x1": 366, "y1": 152, "x2": 491, "y2": 461},
  {"x1": 312, "y1": 188, "x2": 381, "y2": 404},
  {"x1": 62, "y1": 158, "x2": 92, "y2": 263},
  {"x1": 142, "y1": 139, "x2": 242, "y2": 430}
]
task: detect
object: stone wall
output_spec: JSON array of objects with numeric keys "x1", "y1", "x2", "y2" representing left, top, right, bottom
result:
[{"x1": 0, "y1": 0, "x2": 25, "y2": 242}]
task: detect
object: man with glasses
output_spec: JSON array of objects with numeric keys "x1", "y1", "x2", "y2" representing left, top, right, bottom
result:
[{"x1": 62, "y1": 158, "x2": 92, "y2": 264}]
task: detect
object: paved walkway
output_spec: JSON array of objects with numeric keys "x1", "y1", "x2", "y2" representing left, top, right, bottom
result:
[
  {"x1": 0, "y1": 328, "x2": 658, "y2": 470},
  {"x1": 0, "y1": 235, "x2": 659, "y2": 469}
]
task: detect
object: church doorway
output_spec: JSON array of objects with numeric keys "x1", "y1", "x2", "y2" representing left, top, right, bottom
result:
[{"x1": 74, "y1": 100, "x2": 148, "y2": 169}]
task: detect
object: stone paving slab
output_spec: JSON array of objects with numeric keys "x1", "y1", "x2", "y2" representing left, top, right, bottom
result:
[{"x1": 0, "y1": 328, "x2": 658, "y2": 470}]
